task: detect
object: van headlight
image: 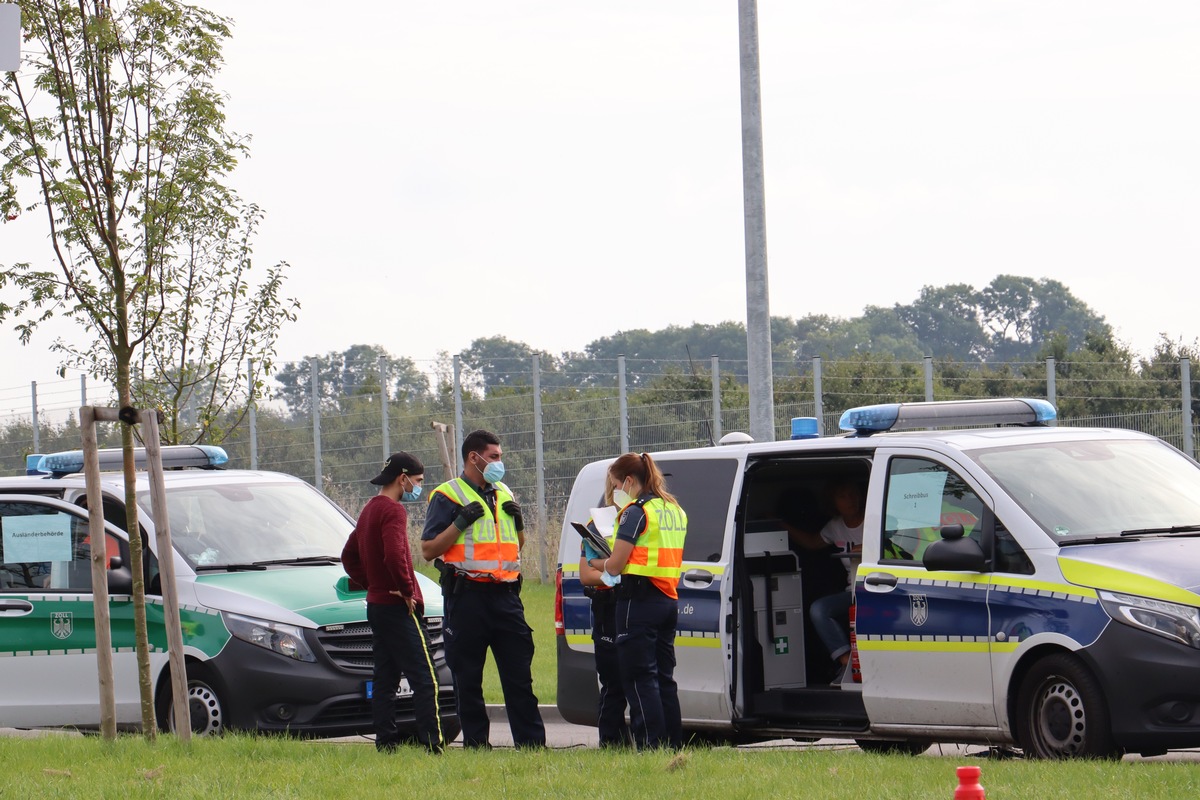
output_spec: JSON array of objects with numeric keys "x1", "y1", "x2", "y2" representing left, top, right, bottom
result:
[
  {"x1": 1099, "y1": 591, "x2": 1200, "y2": 649},
  {"x1": 224, "y1": 612, "x2": 317, "y2": 662}
]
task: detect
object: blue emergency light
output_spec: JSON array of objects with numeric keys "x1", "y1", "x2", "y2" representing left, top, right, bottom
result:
[
  {"x1": 838, "y1": 398, "x2": 1056, "y2": 435},
  {"x1": 35, "y1": 445, "x2": 229, "y2": 477}
]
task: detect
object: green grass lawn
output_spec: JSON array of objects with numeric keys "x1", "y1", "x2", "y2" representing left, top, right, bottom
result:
[
  {"x1": 480, "y1": 579, "x2": 556, "y2": 706},
  {"x1": 10, "y1": 733, "x2": 1200, "y2": 799}
]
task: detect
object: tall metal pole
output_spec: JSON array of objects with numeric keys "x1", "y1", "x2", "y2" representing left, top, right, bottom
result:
[
  {"x1": 739, "y1": 0, "x2": 775, "y2": 442},
  {"x1": 710, "y1": 355, "x2": 722, "y2": 443},
  {"x1": 248, "y1": 359, "x2": 259, "y2": 469},
  {"x1": 532, "y1": 354, "x2": 548, "y2": 582},
  {"x1": 379, "y1": 355, "x2": 390, "y2": 460},
  {"x1": 618, "y1": 355, "x2": 629, "y2": 454},
  {"x1": 1182, "y1": 357, "x2": 1194, "y2": 459},
  {"x1": 311, "y1": 359, "x2": 322, "y2": 490},
  {"x1": 30, "y1": 381, "x2": 38, "y2": 453},
  {"x1": 453, "y1": 355, "x2": 464, "y2": 460}
]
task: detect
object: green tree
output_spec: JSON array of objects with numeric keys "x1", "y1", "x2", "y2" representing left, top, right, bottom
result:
[
  {"x1": 980, "y1": 275, "x2": 1110, "y2": 362},
  {"x1": 275, "y1": 344, "x2": 431, "y2": 414},
  {"x1": 0, "y1": 0, "x2": 274, "y2": 737},
  {"x1": 894, "y1": 283, "x2": 987, "y2": 361}
]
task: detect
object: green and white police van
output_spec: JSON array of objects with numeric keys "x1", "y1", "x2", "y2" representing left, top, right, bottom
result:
[
  {"x1": 0, "y1": 446, "x2": 457, "y2": 738},
  {"x1": 556, "y1": 398, "x2": 1200, "y2": 758}
]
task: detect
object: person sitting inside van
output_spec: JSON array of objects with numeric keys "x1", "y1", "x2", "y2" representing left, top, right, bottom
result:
[{"x1": 779, "y1": 480, "x2": 866, "y2": 682}]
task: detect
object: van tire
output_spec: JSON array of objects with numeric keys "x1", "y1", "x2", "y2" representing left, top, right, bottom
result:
[
  {"x1": 855, "y1": 738, "x2": 930, "y2": 756},
  {"x1": 156, "y1": 663, "x2": 226, "y2": 736},
  {"x1": 1016, "y1": 653, "x2": 1118, "y2": 759}
]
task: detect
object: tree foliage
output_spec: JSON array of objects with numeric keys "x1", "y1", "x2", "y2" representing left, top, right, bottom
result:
[{"x1": 0, "y1": 0, "x2": 295, "y2": 735}]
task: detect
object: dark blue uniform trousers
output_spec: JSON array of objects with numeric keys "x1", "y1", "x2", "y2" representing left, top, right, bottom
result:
[
  {"x1": 443, "y1": 584, "x2": 546, "y2": 748},
  {"x1": 591, "y1": 594, "x2": 630, "y2": 746},
  {"x1": 616, "y1": 588, "x2": 682, "y2": 750},
  {"x1": 367, "y1": 603, "x2": 444, "y2": 752}
]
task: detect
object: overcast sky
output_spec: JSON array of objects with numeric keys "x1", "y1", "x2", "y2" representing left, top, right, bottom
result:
[{"x1": 3, "y1": 1, "x2": 1199, "y2": 398}]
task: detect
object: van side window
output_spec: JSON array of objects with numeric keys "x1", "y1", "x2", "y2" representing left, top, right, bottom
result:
[
  {"x1": 0, "y1": 502, "x2": 116, "y2": 591},
  {"x1": 658, "y1": 458, "x2": 739, "y2": 563},
  {"x1": 882, "y1": 457, "x2": 984, "y2": 563}
]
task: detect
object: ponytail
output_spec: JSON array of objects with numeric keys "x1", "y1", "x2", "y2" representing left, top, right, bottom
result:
[{"x1": 609, "y1": 451, "x2": 678, "y2": 506}]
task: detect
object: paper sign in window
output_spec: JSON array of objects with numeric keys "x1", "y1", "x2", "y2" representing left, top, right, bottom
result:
[
  {"x1": 886, "y1": 472, "x2": 949, "y2": 530},
  {"x1": 3, "y1": 514, "x2": 74, "y2": 562}
]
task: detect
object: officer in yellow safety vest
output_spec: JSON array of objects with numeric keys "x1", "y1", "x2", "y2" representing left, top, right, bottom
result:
[
  {"x1": 421, "y1": 429, "x2": 545, "y2": 749},
  {"x1": 586, "y1": 451, "x2": 688, "y2": 750}
]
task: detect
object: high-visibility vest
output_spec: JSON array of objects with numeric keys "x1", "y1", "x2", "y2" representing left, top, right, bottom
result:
[
  {"x1": 621, "y1": 497, "x2": 687, "y2": 598},
  {"x1": 432, "y1": 478, "x2": 521, "y2": 582}
]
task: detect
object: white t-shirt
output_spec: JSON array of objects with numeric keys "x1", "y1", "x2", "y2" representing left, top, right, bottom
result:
[{"x1": 819, "y1": 516, "x2": 863, "y2": 586}]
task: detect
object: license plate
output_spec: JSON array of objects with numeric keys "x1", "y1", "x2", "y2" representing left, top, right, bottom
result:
[{"x1": 364, "y1": 678, "x2": 412, "y2": 700}]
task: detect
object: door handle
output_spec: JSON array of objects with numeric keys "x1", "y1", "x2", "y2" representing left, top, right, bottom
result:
[
  {"x1": 864, "y1": 572, "x2": 898, "y2": 590},
  {"x1": 682, "y1": 569, "x2": 714, "y2": 586},
  {"x1": 0, "y1": 599, "x2": 34, "y2": 615}
]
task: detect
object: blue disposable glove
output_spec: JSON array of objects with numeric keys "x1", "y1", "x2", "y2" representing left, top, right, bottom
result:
[
  {"x1": 600, "y1": 570, "x2": 621, "y2": 588},
  {"x1": 582, "y1": 540, "x2": 603, "y2": 562}
]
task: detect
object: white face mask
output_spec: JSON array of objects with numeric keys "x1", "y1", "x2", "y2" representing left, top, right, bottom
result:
[{"x1": 612, "y1": 483, "x2": 634, "y2": 508}]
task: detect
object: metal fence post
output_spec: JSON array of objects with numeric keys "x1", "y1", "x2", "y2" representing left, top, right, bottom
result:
[
  {"x1": 924, "y1": 356, "x2": 934, "y2": 401},
  {"x1": 453, "y1": 355, "x2": 464, "y2": 460},
  {"x1": 533, "y1": 353, "x2": 548, "y2": 581},
  {"x1": 248, "y1": 359, "x2": 259, "y2": 469},
  {"x1": 311, "y1": 358, "x2": 322, "y2": 489},
  {"x1": 30, "y1": 380, "x2": 38, "y2": 453},
  {"x1": 1046, "y1": 357, "x2": 1057, "y2": 426},
  {"x1": 1182, "y1": 357, "x2": 1194, "y2": 458},
  {"x1": 711, "y1": 355, "x2": 722, "y2": 443},
  {"x1": 380, "y1": 355, "x2": 390, "y2": 460},
  {"x1": 813, "y1": 356, "x2": 824, "y2": 436},
  {"x1": 618, "y1": 355, "x2": 629, "y2": 453},
  {"x1": 80, "y1": 374, "x2": 87, "y2": 407}
]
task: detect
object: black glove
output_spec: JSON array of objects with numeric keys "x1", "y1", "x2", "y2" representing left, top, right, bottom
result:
[
  {"x1": 502, "y1": 500, "x2": 524, "y2": 532},
  {"x1": 453, "y1": 501, "x2": 486, "y2": 532}
]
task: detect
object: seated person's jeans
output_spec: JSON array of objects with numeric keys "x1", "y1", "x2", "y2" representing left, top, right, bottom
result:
[{"x1": 809, "y1": 589, "x2": 852, "y2": 662}]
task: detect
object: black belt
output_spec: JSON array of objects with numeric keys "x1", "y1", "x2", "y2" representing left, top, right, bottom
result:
[{"x1": 461, "y1": 578, "x2": 520, "y2": 593}]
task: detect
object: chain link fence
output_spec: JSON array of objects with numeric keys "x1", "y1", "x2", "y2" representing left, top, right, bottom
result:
[{"x1": 3, "y1": 356, "x2": 1197, "y2": 582}]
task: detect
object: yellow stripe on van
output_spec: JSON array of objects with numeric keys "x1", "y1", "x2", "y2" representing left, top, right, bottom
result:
[
  {"x1": 1059, "y1": 558, "x2": 1200, "y2": 606},
  {"x1": 856, "y1": 638, "x2": 991, "y2": 654},
  {"x1": 857, "y1": 637, "x2": 1024, "y2": 654}
]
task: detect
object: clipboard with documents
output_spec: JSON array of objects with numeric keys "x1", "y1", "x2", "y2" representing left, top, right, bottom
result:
[{"x1": 571, "y1": 521, "x2": 612, "y2": 559}]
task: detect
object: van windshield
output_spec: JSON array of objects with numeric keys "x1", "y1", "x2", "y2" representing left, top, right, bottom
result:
[
  {"x1": 970, "y1": 438, "x2": 1200, "y2": 543},
  {"x1": 138, "y1": 482, "x2": 352, "y2": 568}
]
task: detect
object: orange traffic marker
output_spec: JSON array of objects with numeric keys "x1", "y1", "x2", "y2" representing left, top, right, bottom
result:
[{"x1": 954, "y1": 765, "x2": 985, "y2": 800}]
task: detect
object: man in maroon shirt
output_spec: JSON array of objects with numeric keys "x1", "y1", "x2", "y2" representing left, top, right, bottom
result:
[{"x1": 342, "y1": 451, "x2": 444, "y2": 753}]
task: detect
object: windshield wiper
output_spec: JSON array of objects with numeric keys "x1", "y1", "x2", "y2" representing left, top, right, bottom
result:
[
  {"x1": 1120, "y1": 524, "x2": 1200, "y2": 537},
  {"x1": 194, "y1": 563, "x2": 267, "y2": 572},
  {"x1": 250, "y1": 556, "x2": 342, "y2": 566}
]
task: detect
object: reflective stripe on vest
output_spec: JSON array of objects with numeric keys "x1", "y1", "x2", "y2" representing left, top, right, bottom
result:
[
  {"x1": 433, "y1": 478, "x2": 521, "y2": 582},
  {"x1": 622, "y1": 497, "x2": 687, "y2": 580}
]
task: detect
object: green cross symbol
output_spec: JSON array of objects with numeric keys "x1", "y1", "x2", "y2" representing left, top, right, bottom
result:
[{"x1": 774, "y1": 637, "x2": 788, "y2": 655}]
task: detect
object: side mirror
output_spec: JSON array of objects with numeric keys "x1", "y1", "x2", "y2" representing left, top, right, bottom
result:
[
  {"x1": 922, "y1": 524, "x2": 985, "y2": 573},
  {"x1": 107, "y1": 559, "x2": 133, "y2": 594}
]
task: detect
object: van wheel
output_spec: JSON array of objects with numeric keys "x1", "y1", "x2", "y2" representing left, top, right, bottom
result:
[
  {"x1": 855, "y1": 738, "x2": 930, "y2": 756},
  {"x1": 156, "y1": 664, "x2": 226, "y2": 736},
  {"x1": 1016, "y1": 653, "x2": 1118, "y2": 759}
]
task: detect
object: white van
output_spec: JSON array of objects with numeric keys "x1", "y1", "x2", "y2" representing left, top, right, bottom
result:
[
  {"x1": 555, "y1": 398, "x2": 1200, "y2": 758},
  {"x1": 0, "y1": 446, "x2": 457, "y2": 739}
]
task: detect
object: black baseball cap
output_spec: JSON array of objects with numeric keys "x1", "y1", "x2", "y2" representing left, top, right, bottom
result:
[{"x1": 370, "y1": 451, "x2": 424, "y2": 486}]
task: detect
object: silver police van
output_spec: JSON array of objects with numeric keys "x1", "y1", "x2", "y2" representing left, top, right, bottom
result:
[{"x1": 556, "y1": 398, "x2": 1200, "y2": 758}]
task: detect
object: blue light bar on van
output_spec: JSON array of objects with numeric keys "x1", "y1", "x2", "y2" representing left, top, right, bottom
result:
[
  {"x1": 839, "y1": 398, "x2": 1056, "y2": 435},
  {"x1": 35, "y1": 445, "x2": 229, "y2": 477}
]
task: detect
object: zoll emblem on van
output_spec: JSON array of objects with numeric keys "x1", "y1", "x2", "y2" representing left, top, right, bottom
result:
[
  {"x1": 910, "y1": 594, "x2": 928, "y2": 627},
  {"x1": 51, "y1": 612, "x2": 73, "y2": 640}
]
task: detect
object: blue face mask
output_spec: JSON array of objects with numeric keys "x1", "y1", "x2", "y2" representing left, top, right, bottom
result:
[
  {"x1": 401, "y1": 481, "x2": 422, "y2": 502},
  {"x1": 481, "y1": 459, "x2": 505, "y2": 484}
]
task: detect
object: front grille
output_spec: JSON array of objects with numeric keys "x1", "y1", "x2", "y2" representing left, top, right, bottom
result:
[{"x1": 316, "y1": 616, "x2": 445, "y2": 673}]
